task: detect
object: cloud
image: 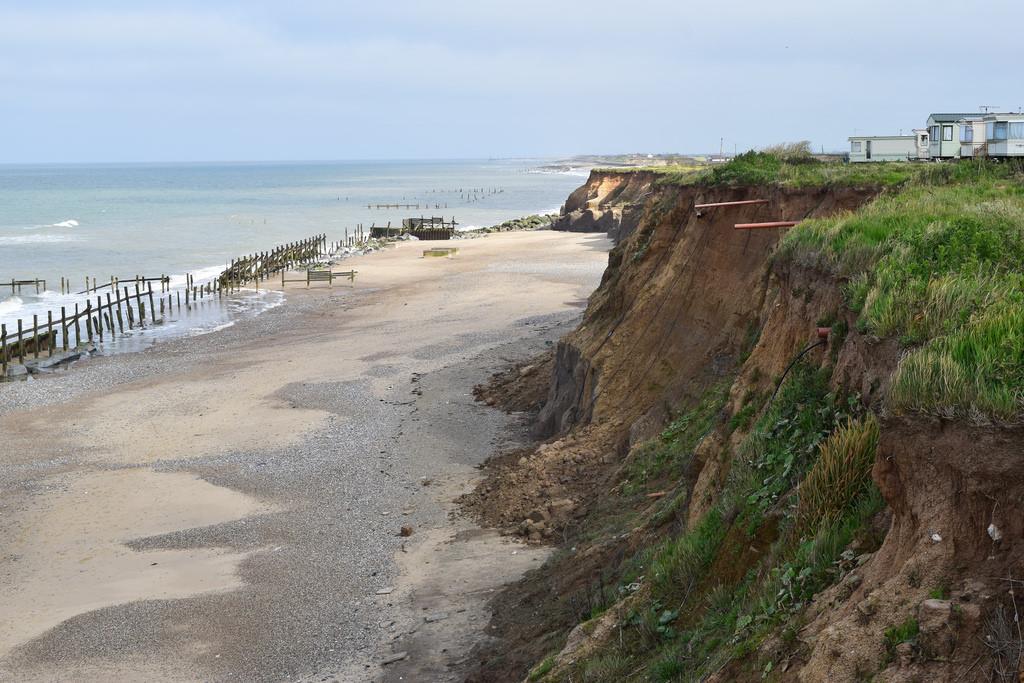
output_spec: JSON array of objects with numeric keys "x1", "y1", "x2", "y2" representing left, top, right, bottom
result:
[{"x1": 0, "y1": 1, "x2": 1020, "y2": 161}]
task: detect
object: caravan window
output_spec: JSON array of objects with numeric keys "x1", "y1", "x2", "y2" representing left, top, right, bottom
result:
[
  {"x1": 851, "y1": 141, "x2": 862, "y2": 152},
  {"x1": 942, "y1": 125, "x2": 953, "y2": 141},
  {"x1": 961, "y1": 126, "x2": 973, "y2": 143},
  {"x1": 1010, "y1": 122, "x2": 1024, "y2": 139},
  {"x1": 930, "y1": 125, "x2": 940, "y2": 141},
  {"x1": 990, "y1": 122, "x2": 1008, "y2": 141}
]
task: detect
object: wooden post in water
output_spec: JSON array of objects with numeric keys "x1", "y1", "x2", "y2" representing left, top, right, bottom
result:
[
  {"x1": 85, "y1": 302, "x2": 93, "y2": 343},
  {"x1": 73, "y1": 304, "x2": 81, "y2": 346},
  {"x1": 114, "y1": 290, "x2": 124, "y2": 333},
  {"x1": 17, "y1": 319, "x2": 24, "y2": 364},
  {"x1": 106, "y1": 293, "x2": 115, "y2": 338},
  {"x1": 147, "y1": 283, "x2": 156, "y2": 323},
  {"x1": 125, "y1": 288, "x2": 134, "y2": 328},
  {"x1": 32, "y1": 314, "x2": 39, "y2": 359},
  {"x1": 95, "y1": 296, "x2": 104, "y2": 341},
  {"x1": 47, "y1": 311, "x2": 54, "y2": 354}
]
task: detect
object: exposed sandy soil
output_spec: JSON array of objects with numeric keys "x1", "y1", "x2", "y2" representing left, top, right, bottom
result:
[{"x1": 0, "y1": 230, "x2": 610, "y2": 681}]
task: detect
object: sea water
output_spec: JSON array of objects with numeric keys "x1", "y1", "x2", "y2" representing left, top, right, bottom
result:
[{"x1": 0, "y1": 159, "x2": 587, "y2": 349}]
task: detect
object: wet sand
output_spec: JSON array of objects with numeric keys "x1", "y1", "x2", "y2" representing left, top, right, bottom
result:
[{"x1": 0, "y1": 230, "x2": 610, "y2": 681}]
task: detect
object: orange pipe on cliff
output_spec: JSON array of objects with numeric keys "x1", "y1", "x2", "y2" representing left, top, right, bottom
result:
[
  {"x1": 694, "y1": 199, "x2": 770, "y2": 209},
  {"x1": 734, "y1": 221, "x2": 799, "y2": 230}
]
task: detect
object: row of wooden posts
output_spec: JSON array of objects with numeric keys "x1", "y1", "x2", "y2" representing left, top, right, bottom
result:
[
  {"x1": 0, "y1": 277, "x2": 226, "y2": 375},
  {"x1": 1, "y1": 229, "x2": 385, "y2": 377},
  {"x1": 1, "y1": 279, "x2": 47, "y2": 294},
  {"x1": 218, "y1": 233, "x2": 328, "y2": 289}
]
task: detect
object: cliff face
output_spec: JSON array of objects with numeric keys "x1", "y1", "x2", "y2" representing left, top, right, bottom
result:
[
  {"x1": 552, "y1": 169, "x2": 657, "y2": 241},
  {"x1": 538, "y1": 180, "x2": 874, "y2": 444},
  {"x1": 464, "y1": 168, "x2": 1023, "y2": 683}
]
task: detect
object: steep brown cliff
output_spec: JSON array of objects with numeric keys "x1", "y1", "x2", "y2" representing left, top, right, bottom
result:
[{"x1": 462, "y1": 166, "x2": 1024, "y2": 683}]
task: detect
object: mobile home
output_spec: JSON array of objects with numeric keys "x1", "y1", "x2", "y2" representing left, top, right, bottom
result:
[
  {"x1": 983, "y1": 113, "x2": 1024, "y2": 158},
  {"x1": 848, "y1": 133, "x2": 927, "y2": 163},
  {"x1": 958, "y1": 117, "x2": 987, "y2": 158},
  {"x1": 926, "y1": 113, "x2": 982, "y2": 159}
]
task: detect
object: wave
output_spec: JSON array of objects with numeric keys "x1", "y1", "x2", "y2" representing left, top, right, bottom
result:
[
  {"x1": 15, "y1": 218, "x2": 80, "y2": 231},
  {"x1": 0, "y1": 234, "x2": 83, "y2": 245},
  {"x1": 167, "y1": 263, "x2": 226, "y2": 289},
  {"x1": 0, "y1": 296, "x2": 23, "y2": 316}
]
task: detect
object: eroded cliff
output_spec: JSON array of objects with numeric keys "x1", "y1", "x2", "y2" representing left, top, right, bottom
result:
[{"x1": 463, "y1": 157, "x2": 1024, "y2": 683}]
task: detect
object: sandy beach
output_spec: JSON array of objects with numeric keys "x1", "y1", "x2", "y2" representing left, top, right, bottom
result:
[{"x1": 0, "y1": 230, "x2": 611, "y2": 682}]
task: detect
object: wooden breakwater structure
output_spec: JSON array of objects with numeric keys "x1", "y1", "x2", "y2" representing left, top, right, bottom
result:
[
  {"x1": 367, "y1": 202, "x2": 449, "y2": 210},
  {"x1": 368, "y1": 218, "x2": 457, "y2": 241},
  {"x1": 0, "y1": 276, "x2": 227, "y2": 376},
  {"x1": 1, "y1": 279, "x2": 47, "y2": 294},
  {"x1": 218, "y1": 234, "x2": 328, "y2": 289}
]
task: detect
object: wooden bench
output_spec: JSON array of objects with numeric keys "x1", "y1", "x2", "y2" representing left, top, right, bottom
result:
[
  {"x1": 281, "y1": 269, "x2": 358, "y2": 288},
  {"x1": 422, "y1": 247, "x2": 458, "y2": 258}
]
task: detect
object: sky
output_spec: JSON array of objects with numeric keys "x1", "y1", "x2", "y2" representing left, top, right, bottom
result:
[{"x1": 1, "y1": 0, "x2": 1022, "y2": 163}]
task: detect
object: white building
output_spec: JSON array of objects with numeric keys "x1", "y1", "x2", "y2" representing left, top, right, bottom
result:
[
  {"x1": 926, "y1": 113, "x2": 983, "y2": 159},
  {"x1": 958, "y1": 118, "x2": 988, "y2": 158},
  {"x1": 982, "y1": 113, "x2": 1024, "y2": 158},
  {"x1": 848, "y1": 131, "x2": 929, "y2": 163}
]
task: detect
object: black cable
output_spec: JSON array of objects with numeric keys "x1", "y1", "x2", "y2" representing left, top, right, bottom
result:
[{"x1": 767, "y1": 338, "x2": 827, "y2": 407}]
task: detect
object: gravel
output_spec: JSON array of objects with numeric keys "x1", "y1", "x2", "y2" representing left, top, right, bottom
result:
[{"x1": 0, "y1": 281, "x2": 583, "y2": 681}]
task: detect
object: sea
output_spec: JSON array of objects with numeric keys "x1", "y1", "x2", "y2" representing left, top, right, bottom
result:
[{"x1": 0, "y1": 159, "x2": 588, "y2": 352}]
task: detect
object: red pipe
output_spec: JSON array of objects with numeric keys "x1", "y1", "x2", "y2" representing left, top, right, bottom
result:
[
  {"x1": 734, "y1": 221, "x2": 799, "y2": 230},
  {"x1": 694, "y1": 199, "x2": 770, "y2": 209}
]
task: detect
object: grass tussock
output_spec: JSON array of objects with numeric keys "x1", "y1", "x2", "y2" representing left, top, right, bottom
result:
[
  {"x1": 779, "y1": 159, "x2": 1024, "y2": 422},
  {"x1": 796, "y1": 415, "x2": 880, "y2": 535}
]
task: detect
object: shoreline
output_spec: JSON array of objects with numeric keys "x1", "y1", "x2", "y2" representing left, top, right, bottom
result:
[
  {"x1": 0, "y1": 216, "x2": 562, "y2": 383},
  {"x1": 0, "y1": 229, "x2": 610, "y2": 681}
]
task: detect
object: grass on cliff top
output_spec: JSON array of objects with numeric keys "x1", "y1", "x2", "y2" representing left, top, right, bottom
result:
[
  {"x1": 600, "y1": 145, "x2": 934, "y2": 189},
  {"x1": 778, "y1": 159, "x2": 1024, "y2": 422}
]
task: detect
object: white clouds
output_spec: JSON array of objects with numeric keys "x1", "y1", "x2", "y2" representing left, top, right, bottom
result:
[{"x1": 0, "y1": 1, "x2": 1020, "y2": 161}]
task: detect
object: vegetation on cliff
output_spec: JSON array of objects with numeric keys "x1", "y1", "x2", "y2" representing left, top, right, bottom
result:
[
  {"x1": 779, "y1": 159, "x2": 1024, "y2": 421},
  {"x1": 557, "y1": 367, "x2": 883, "y2": 682},
  {"x1": 475, "y1": 153, "x2": 1024, "y2": 683}
]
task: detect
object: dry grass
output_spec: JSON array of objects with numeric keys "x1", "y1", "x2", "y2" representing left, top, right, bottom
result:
[{"x1": 796, "y1": 415, "x2": 880, "y2": 535}]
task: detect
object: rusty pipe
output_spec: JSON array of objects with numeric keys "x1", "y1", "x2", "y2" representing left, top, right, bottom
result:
[
  {"x1": 734, "y1": 221, "x2": 799, "y2": 230},
  {"x1": 694, "y1": 199, "x2": 770, "y2": 209}
]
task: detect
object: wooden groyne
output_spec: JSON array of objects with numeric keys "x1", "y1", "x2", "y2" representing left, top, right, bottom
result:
[
  {"x1": 1, "y1": 279, "x2": 47, "y2": 294},
  {"x1": 0, "y1": 229, "x2": 384, "y2": 378},
  {"x1": 219, "y1": 234, "x2": 327, "y2": 289},
  {"x1": 0, "y1": 277, "x2": 228, "y2": 376}
]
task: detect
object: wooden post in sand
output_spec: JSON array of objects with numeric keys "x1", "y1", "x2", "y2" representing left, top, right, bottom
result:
[
  {"x1": 1, "y1": 323, "x2": 6, "y2": 375},
  {"x1": 32, "y1": 314, "x2": 39, "y2": 359}
]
